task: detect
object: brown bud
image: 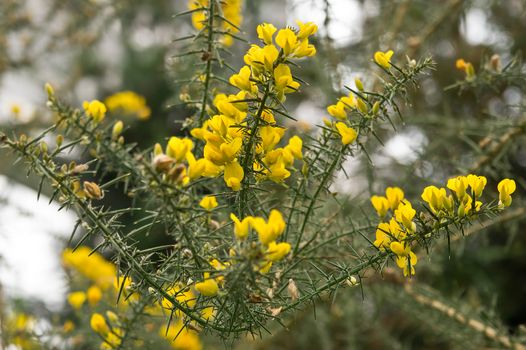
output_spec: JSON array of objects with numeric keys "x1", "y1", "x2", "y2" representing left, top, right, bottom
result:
[
  {"x1": 70, "y1": 164, "x2": 89, "y2": 175},
  {"x1": 268, "y1": 306, "x2": 282, "y2": 317},
  {"x1": 208, "y1": 219, "x2": 221, "y2": 230},
  {"x1": 201, "y1": 51, "x2": 212, "y2": 61},
  {"x1": 490, "y1": 54, "x2": 501, "y2": 72},
  {"x1": 152, "y1": 154, "x2": 175, "y2": 172},
  {"x1": 287, "y1": 278, "x2": 299, "y2": 301},
  {"x1": 167, "y1": 163, "x2": 186, "y2": 182},
  {"x1": 83, "y1": 181, "x2": 103, "y2": 200}
]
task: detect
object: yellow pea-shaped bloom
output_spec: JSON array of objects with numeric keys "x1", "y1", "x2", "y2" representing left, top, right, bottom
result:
[
  {"x1": 335, "y1": 122, "x2": 357, "y2": 145},
  {"x1": 374, "y1": 50, "x2": 394, "y2": 69},
  {"x1": 83, "y1": 100, "x2": 107, "y2": 123},
  {"x1": 498, "y1": 178, "x2": 516, "y2": 207},
  {"x1": 195, "y1": 273, "x2": 219, "y2": 297},
  {"x1": 199, "y1": 195, "x2": 218, "y2": 211},
  {"x1": 275, "y1": 28, "x2": 298, "y2": 56},
  {"x1": 256, "y1": 23, "x2": 277, "y2": 45},
  {"x1": 265, "y1": 241, "x2": 292, "y2": 261},
  {"x1": 90, "y1": 313, "x2": 110, "y2": 335}
]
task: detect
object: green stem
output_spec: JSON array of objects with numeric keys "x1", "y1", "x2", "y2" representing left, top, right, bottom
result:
[
  {"x1": 237, "y1": 82, "x2": 272, "y2": 217},
  {"x1": 198, "y1": 0, "x2": 217, "y2": 125}
]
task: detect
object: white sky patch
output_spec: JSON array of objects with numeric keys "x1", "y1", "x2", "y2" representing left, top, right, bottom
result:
[
  {"x1": 381, "y1": 127, "x2": 428, "y2": 165},
  {"x1": 288, "y1": 0, "x2": 364, "y2": 47},
  {"x1": 0, "y1": 176, "x2": 75, "y2": 310},
  {"x1": 460, "y1": 7, "x2": 510, "y2": 48}
]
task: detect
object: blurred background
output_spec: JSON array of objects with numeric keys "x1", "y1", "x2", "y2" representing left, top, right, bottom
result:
[{"x1": 1, "y1": 0, "x2": 525, "y2": 348}]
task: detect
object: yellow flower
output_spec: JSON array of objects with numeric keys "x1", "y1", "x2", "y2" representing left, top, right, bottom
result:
[
  {"x1": 62, "y1": 247, "x2": 116, "y2": 289},
  {"x1": 394, "y1": 201, "x2": 416, "y2": 232},
  {"x1": 447, "y1": 175, "x2": 468, "y2": 200},
  {"x1": 252, "y1": 209, "x2": 286, "y2": 245},
  {"x1": 186, "y1": 153, "x2": 208, "y2": 181},
  {"x1": 244, "y1": 44, "x2": 279, "y2": 73},
  {"x1": 498, "y1": 178, "x2": 516, "y2": 207},
  {"x1": 195, "y1": 272, "x2": 219, "y2": 297},
  {"x1": 466, "y1": 174, "x2": 487, "y2": 198},
  {"x1": 390, "y1": 241, "x2": 418, "y2": 276},
  {"x1": 224, "y1": 160, "x2": 244, "y2": 191},
  {"x1": 421, "y1": 185, "x2": 448, "y2": 213},
  {"x1": 87, "y1": 285, "x2": 102, "y2": 306},
  {"x1": 327, "y1": 102, "x2": 347, "y2": 120},
  {"x1": 371, "y1": 195, "x2": 389, "y2": 217},
  {"x1": 230, "y1": 213, "x2": 252, "y2": 240},
  {"x1": 335, "y1": 122, "x2": 357, "y2": 145},
  {"x1": 293, "y1": 38, "x2": 316, "y2": 57},
  {"x1": 104, "y1": 91, "x2": 151, "y2": 120},
  {"x1": 265, "y1": 241, "x2": 291, "y2": 261},
  {"x1": 285, "y1": 136, "x2": 303, "y2": 160},
  {"x1": 229, "y1": 65, "x2": 258, "y2": 94},
  {"x1": 340, "y1": 93, "x2": 355, "y2": 109},
  {"x1": 160, "y1": 321, "x2": 202, "y2": 350},
  {"x1": 374, "y1": 219, "x2": 401, "y2": 250},
  {"x1": 63, "y1": 320, "x2": 75, "y2": 333},
  {"x1": 67, "y1": 291, "x2": 86, "y2": 310},
  {"x1": 274, "y1": 64, "x2": 300, "y2": 95},
  {"x1": 90, "y1": 313, "x2": 110, "y2": 335},
  {"x1": 83, "y1": 100, "x2": 107, "y2": 122},
  {"x1": 257, "y1": 23, "x2": 277, "y2": 45},
  {"x1": 374, "y1": 50, "x2": 394, "y2": 69},
  {"x1": 296, "y1": 20, "x2": 318, "y2": 40},
  {"x1": 275, "y1": 28, "x2": 298, "y2": 56},
  {"x1": 166, "y1": 137, "x2": 194, "y2": 163},
  {"x1": 199, "y1": 195, "x2": 218, "y2": 211},
  {"x1": 456, "y1": 58, "x2": 475, "y2": 79},
  {"x1": 385, "y1": 187, "x2": 404, "y2": 211},
  {"x1": 161, "y1": 285, "x2": 196, "y2": 313}
]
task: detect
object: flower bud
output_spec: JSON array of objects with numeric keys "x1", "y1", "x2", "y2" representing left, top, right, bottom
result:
[
  {"x1": 152, "y1": 154, "x2": 174, "y2": 172},
  {"x1": 357, "y1": 98, "x2": 368, "y2": 114},
  {"x1": 56, "y1": 134, "x2": 64, "y2": 148},
  {"x1": 45, "y1": 83, "x2": 55, "y2": 97},
  {"x1": 490, "y1": 54, "x2": 501, "y2": 72},
  {"x1": 71, "y1": 163, "x2": 89, "y2": 174},
  {"x1": 372, "y1": 101, "x2": 380, "y2": 115},
  {"x1": 112, "y1": 120, "x2": 123, "y2": 139},
  {"x1": 355, "y1": 78, "x2": 364, "y2": 92},
  {"x1": 287, "y1": 278, "x2": 299, "y2": 301},
  {"x1": 83, "y1": 181, "x2": 104, "y2": 200}
]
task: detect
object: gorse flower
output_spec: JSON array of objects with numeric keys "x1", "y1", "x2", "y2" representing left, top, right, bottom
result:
[
  {"x1": 195, "y1": 272, "x2": 220, "y2": 296},
  {"x1": 456, "y1": 58, "x2": 475, "y2": 79},
  {"x1": 83, "y1": 100, "x2": 107, "y2": 123},
  {"x1": 335, "y1": 122, "x2": 357, "y2": 145},
  {"x1": 498, "y1": 178, "x2": 516, "y2": 207},
  {"x1": 374, "y1": 50, "x2": 394, "y2": 69},
  {"x1": 67, "y1": 291, "x2": 86, "y2": 310},
  {"x1": 373, "y1": 174, "x2": 515, "y2": 276},
  {"x1": 199, "y1": 195, "x2": 218, "y2": 211},
  {"x1": 188, "y1": 0, "x2": 243, "y2": 47},
  {"x1": 104, "y1": 91, "x2": 151, "y2": 120}
]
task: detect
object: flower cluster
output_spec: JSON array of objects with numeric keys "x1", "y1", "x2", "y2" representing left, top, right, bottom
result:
[
  {"x1": 188, "y1": 0, "x2": 243, "y2": 47},
  {"x1": 324, "y1": 50, "x2": 395, "y2": 146},
  {"x1": 185, "y1": 21, "x2": 316, "y2": 189},
  {"x1": 104, "y1": 91, "x2": 151, "y2": 120},
  {"x1": 83, "y1": 99, "x2": 107, "y2": 123},
  {"x1": 63, "y1": 247, "x2": 138, "y2": 311},
  {"x1": 372, "y1": 175, "x2": 517, "y2": 277},
  {"x1": 90, "y1": 312, "x2": 124, "y2": 350},
  {"x1": 192, "y1": 209, "x2": 291, "y2": 298},
  {"x1": 371, "y1": 187, "x2": 418, "y2": 276}
]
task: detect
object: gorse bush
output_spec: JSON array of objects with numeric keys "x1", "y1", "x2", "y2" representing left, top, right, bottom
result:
[{"x1": 1, "y1": 0, "x2": 525, "y2": 349}]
